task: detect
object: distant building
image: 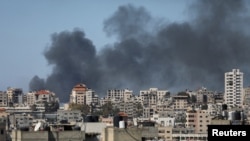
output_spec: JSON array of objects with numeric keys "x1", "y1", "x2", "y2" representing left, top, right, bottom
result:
[
  {"x1": 7, "y1": 87, "x2": 23, "y2": 106},
  {"x1": 0, "y1": 91, "x2": 8, "y2": 107},
  {"x1": 158, "y1": 126, "x2": 172, "y2": 141},
  {"x1": 69, "y1": 83, "x2": 98, "y2": 105},
  {"x1": 151, "y1": 114, "x2": 175, "y2": 127},
  {"x1": 140, "y1": 88, "x2": 168, "y2": 107},
  {"x1": 57, "y1": 109, "x2": 82, "y2": 123},
  {"x1": 113, "y1": 100, "x2": 141, "y2": 118},
  {"x1": 172, "y1": 95, "x2": 189, "y2": 111},
  {"x1": 243, "y1": 86, "x2": 250, "y2": 106},
  {"x1": 25, "y1": 90, "x2": 59, "y2": 109},
  {"x1": 224, "y1": 69, "x2": 244, "y2": 108},
  {"x1": 185, "y1": 109, "x2": 212, "y2": 134},
  {"x1": 9, "y1": 113, "x2": 33, "y2": 130},
  {"x1": 196, "y1": 87, "x2": 215, "y2": 104},
  {"x1": 106, "y1": 89, "x2": 133, "y2": 102}
]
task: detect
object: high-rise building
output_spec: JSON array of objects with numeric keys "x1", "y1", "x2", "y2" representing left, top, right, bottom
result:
[{"x1": 224, "y1": 69, "x2": 243, "y2": 108}]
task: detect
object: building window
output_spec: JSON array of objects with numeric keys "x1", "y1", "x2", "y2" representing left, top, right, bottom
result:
[{"x1": 0, "y1": 129, "x2": 3, "y2": 134}]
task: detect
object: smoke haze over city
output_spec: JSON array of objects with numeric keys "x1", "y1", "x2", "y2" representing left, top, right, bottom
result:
[{"x1": 27, "y1": 0, "x2": 250, "y2": 102}]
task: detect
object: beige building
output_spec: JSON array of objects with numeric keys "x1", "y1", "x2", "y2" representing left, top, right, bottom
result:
[
  {"x1": 210, "y1": 118, "x2": 230, "y2": 125},
  {"x1": 70, "y1": 83, "x2": 98, "y2": 105},
  {"x1": 26, "y1": 92, "x2": 36, "y2": 106},
  {"x1": 25, "y1": 90, "x2": 58, "y2": 106},
  {"x1": 196, "y1": 87, "x2": 215, "y2": 104},
  {"x1": 101, "y1": 126, "x2": 158, "y2": 141},
  {"x1": 140, "y1": 88, "x2": 168, "y2": 107},
  {"x1": 7, "y1": 87, "x2": 23, "y2": 106},
  {"x1": 172, "y1": 95, "x2": 189, "y2": 111},
  {"x1": 185, "y1": 109, "x2": 212, "y2": 134},
  {"x1": 158, "y1": 126, "x2": 172, "y2": 141},
  {"x1": 11, "y1": 130, "x2": 85, "y2": 141},
  {"x1": 171, "y1": 127, "x2": 208, "y2": 141}
]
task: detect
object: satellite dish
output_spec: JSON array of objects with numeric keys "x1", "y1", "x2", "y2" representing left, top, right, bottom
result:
[{"x1": 34, "y1": 122, "x2": 41, "y2": 131}]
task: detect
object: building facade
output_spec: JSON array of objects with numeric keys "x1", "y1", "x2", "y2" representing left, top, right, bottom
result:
[
  {"x1": 106, "y1": 89, "x2": 133, "y2": 102},
  {"x1": 0, "y1": 91, "x2": 8, "y2": 107},
  {"x1": 140, "y1": 88, "x2": 168, "y2": 107},
  {"x1": 224, "y1": 69, "x2": 244, "y2": 108},
  {"x1": 70, "y1": 83, "x2": 98, "y2": 105},
  {"x1": 7, "y1": 87, "x2": 23, "y2": 106}
]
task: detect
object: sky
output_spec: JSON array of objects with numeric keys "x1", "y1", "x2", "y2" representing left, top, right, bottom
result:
[
  {"x1": 1, "y1": 0, "x2": 250, "y2": 102},
  {"x1": 0, "y1": 0, "x2": 190, "y2": 90}
]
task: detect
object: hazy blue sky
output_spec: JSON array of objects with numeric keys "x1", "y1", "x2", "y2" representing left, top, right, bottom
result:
[{"x1": 0, "y1": 0, "x2": 192, "y2": 93}]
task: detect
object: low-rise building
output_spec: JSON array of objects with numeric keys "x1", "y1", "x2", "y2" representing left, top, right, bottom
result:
[{"x1": 57, "y1": 109, "x2": 82, "y2": 123}]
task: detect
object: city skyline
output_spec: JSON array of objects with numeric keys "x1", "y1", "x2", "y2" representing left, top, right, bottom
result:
[{"x1": 2, "y1": 0, "x2": 250, "y2": 102}]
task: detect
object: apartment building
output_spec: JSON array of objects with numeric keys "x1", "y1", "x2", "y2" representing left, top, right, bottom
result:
[
  {"x1": 196, "y1": 87, "x2": 215, "y2": 104},
  {"x1": 172, "y1": 95, "x2": 189, "y2": 111},
  {"x1": 243, "y1": 86, "x2": 250, "y2": 106},
  {"x1": 224, "y1": 69, "x2": 244, "y2": 108},
  {"x1": 106, "y1": 89, "x2": 133, "y2": 102},
  {"x1": 57, "y1": 109, "x2": 82, "y2": 123},
  {"x1": 151, "y1": 114, "x2": 175, "y2": 127},
  {"x1": 113, "y1": 100, "x2": 141, "y2": 118},
  {"x1": 70, "y1": 83, "x2": 98, "y2": 105},
  {"x1": 0, "y1": 91, "x2": 8, "y2": 107},
  {"x1": 185, "y1": 109, "x2": 212, "y2": 134},
  {"x1": 158, "y1": 126, "x2": 172, "y2": 141},
  {"x1": 8, "y1": 113, "x2": 33, "y2": 129},
  {"x1": 25, "y1": 90, "x2": 58, "y2": 107},
  {"x1": 26, "y1": 91, "x2": 36, "y2": 105},
  {"x1": 86, "y1": 89, "x2": 99, "y2": 105},
  {"x1": 7, "y1": 87, "x2": 23, "y2": 106},
  {"x1": 140, "y1": 88, "x2": 168, "y2": 107}
]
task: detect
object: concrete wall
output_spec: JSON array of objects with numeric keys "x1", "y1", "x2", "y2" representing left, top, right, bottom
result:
[
  {"x1": 0, "y1": 122, "x2": 7, "y2": 141},
  {"x1": 11, "y1": 130, "x2": 85, "y2": 141},
  {"x1": 102, "y1": 127, "x2": 158, "y2": 141}
]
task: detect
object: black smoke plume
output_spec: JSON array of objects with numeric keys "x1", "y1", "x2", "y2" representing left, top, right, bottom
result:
[{"x1": 30, "y1": 0, "x2": 250, "y2": 102}]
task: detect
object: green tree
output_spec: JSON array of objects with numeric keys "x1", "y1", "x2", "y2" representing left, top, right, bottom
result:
[
  {"x1": 69, "y1": 103, "x2": 90, "y2": 115},
  {"x1": 101, "y1": 102, "x2": 120, "y2": 117}
]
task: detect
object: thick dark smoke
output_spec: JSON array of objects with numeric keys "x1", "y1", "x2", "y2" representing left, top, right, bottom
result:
[
  {"x1": 30, "y1": 0, "x2": 250, "y2": 102},
  {"x1": 30, "y1": 29, "x2": 101, "y2": 102}
]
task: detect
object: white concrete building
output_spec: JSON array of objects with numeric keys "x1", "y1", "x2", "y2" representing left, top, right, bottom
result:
[
  {"x1": 224, "y1": 69, "x2": 244, "y2": 108},
  {"x1": 140, "y1": 88, "x2": 168, "y2": 107},
  {"x1": 151, "y1": 114, "x2": 175, "y2": 127},
  {"x1": 106, "y1": 89, "x2": 133, "y2": 102}
]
